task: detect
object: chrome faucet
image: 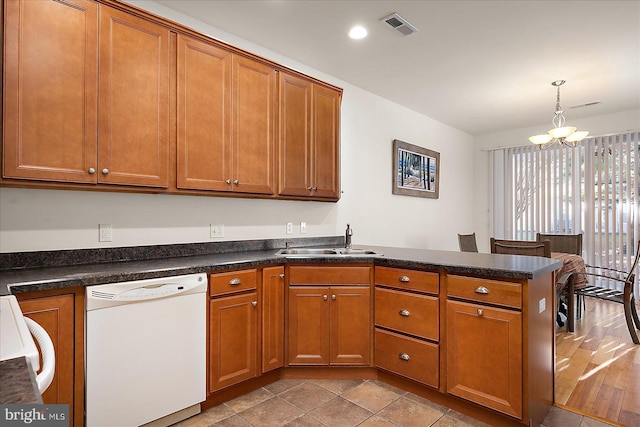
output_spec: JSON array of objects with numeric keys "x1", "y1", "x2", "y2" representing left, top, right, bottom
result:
[{"x1": 345, "y1": 224, "x2": 353, "y2": 249}]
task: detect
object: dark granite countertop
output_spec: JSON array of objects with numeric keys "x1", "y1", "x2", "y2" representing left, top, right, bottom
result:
[
  {"x1": 1, "y1": 238, "x2": 561, "y2": 295},
  {"x1": 0, "y1": 357, "x2": 42, "y2": 404}
]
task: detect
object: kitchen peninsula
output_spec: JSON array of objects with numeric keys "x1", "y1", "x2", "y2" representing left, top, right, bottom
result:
[{"x1": 1, "y1": 237, "x2": 561, "y2": 427}]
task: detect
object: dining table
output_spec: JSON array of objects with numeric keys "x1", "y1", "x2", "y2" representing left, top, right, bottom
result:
[{"x1": 551, "y1": 251, "x2": 588, "y2": 332}]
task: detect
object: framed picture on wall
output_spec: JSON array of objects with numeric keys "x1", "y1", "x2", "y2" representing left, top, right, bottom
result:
[{"x1": 392, "y1": 139, "x2": 440, "y2": 199}]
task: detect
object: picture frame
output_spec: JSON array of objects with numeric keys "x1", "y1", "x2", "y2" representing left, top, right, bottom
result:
[{"x1": 392, "y1": 139, "x2": 440, "y2": 199}]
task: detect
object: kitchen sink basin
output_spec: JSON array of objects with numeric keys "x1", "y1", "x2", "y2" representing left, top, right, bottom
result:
[
  {"x1": 276, "y1": 248, "x2": 381, "y2": 257},
  {"x1": 278, "y1": 248, "x2": 339, "y2": 255}
]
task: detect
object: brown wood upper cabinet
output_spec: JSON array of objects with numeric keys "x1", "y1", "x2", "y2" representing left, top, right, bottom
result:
[
  {"x1": 177, "y1": 34, "x2": 276, "y2": 195},
  {"x1": 279, "y1": 72, "x2": 341, "y2": 200},
  {"x1": 3, "y1": 0, "x2": 170, "y2": 187}
]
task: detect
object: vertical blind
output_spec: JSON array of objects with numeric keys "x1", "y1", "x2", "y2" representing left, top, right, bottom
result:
[{"x1": 494, "y1": 132, "x2": 639, "y2": 297}]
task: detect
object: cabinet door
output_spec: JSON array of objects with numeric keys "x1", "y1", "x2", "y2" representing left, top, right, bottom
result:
[
  {"x1": 176, "y1": 34, "x2": 232, "y2": 191},
  {"x1": 279, "y1": 72, "x2": 312, "y2": 197},
  {"x1": 231, "y1": 55, "x2": 276, "y2": 194},
  {"x1": 287, "y1": 287, "x2": 329, "y2": 365},
  {"x1": 98, "y1": 5, "x2": 169, "y2": 187},
  {"x1": 3, "y1": 0, "x2": 98, "y2": 183},
  {"x1": 311, "y1": 85, "x2": 340, "y2": 199},
  {"x1": 209, "y1": 292, "x2": 258, "y2": 392},
  {"x1": 330, "y1": 286, "x2": 371, "y2": 365},
  {"x1": 446, "y1": 300, "x2": 523, "y2": 419},
  {"x1": 262, "y1": 266, "x2": 284, "y2": 373},
  {"x1": 19, "y1": 295, "x2": 75, "y2": 423}
]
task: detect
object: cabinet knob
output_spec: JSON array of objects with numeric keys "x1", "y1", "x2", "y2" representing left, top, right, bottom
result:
[
  {"x1": 477, "y1": 309, "x2": 484, "y2": 316},
  {"x1": 252, "y1": 301, "x2": 258, "y2": 307},
  {"x1": 229, "y1": 278, "x2": 241, "y2": 286},
  {"x1": 226, "y1": 179, "x2": 232, "y2": 185},
  {"x1": 279, "y1": 273, "x2": 285, "y2": 279},
  {"x1": 399, "y1": 275, "x2": 410, "y2": 283},
  {"x1": 312, "y1": 187, "x2": 318, "y2": 191},
  {"x1": 475, "y1": 286, "x2": 489, "y2": 295},
  {"x1": 323, "y1": 295, "x2": 328, "y2": 301},
  {"x1": 102, "y1": 168, "x2": 109, "y2": 175},
  {"x1": 332, "y1": 295, "x2": 336, "y2": 300},
  {"x1": 233, "y1": 179, "x2": 239, "y2": 185},
  {"x1": 307, "y1": 186, "x2": 313, "y2": 191},
  {"x1": 399, "y1": 353, "x2": 410, "y2": 361},
  {"x1": 88, "y1": 168, "x2": 96, "y2": 174},
  {"x1": 399, "y1": 309, "x2": 410, "y2": 317}
]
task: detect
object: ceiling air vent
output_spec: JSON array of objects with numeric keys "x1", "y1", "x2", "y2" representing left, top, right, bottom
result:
[{"x1": 380, "y1": 12, "x2": 419, "y2": 37}]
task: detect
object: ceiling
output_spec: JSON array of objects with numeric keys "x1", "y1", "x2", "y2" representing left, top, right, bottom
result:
[{"x1": 153, "y1": 0, "x2": 640, "y2": 136}]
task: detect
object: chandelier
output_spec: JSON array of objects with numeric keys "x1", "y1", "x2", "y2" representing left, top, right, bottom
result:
[{"x1": 529, "y1": 80, "x2": 589, "y2": 148}]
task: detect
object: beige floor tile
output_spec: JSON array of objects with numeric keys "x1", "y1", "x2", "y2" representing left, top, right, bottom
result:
[
  {"x1": 283, "y1": 414, "x2": 327, "y2": 426},
  {"x1": 341, "y1": 381, "x2": 401, "y2": 412},
  {"x1": 358, "y1": 415, "x2": 401, "y2": 426},
  {"x1": 377, "y1": 397, "x2": 443, "y2": 427},
  {"x1": 264, "y1": 379, "x2": 307, "y2": 395},
  {"x1": 212, "y1": 414, "x2": 253, "y2": 426},
  {"x1": 224, "y1": 387, "x2": 274, "y2": 413},
  {"x1": 367, "y1": 380, "x2": 407, "y2": 396},
  {"x1": 238, "y1": 396, "x2": 305, "y2": 427},
  {"x1": 308, "y1": 396, "x2": 373, "y2": 426},
  {"x1": 279, "y1": 381, "x2": 337, "y2": 412},
  {"x1": 403, "y1": 392, "x2": 450, "y2": 414},
  {"x1": 542, "y1": 406, "x2": 583, "y2": 427},
  {"x1": 440, "y1": 410, "x2": 492, "y2": 427},
  {"x1": 430, "y1": 414, "x2": 480, "y2": 427},
  {"x1": 310, "y1": 378, "x2": 364, "y2": 394},
  {"x1": 180, "y1": 404, "x2": 236, "y2": 426}
]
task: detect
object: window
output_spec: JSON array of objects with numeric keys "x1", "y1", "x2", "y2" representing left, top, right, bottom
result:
[{"x1": 493, "y1": 132, "x2": 639, "y2": 296}]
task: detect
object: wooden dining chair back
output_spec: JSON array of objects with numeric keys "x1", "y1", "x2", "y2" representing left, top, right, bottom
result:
[
  {"x1": 490, "y1": 238, "x2": 551, "y2": 258},
  {"x1": 536, "y1": 233, "x2": 582, "y2": 255},
  {"x1": 458, "y1": 233, "x2": 478, "y2": 252},
  {"x1": 570, "y1": 240, "x2": 640, "y2": 344}
]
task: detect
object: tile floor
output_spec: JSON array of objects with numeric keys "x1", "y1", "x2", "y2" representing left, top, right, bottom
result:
[{"x1": 172, "y1": 379, "x2": 618, "y2": 427}]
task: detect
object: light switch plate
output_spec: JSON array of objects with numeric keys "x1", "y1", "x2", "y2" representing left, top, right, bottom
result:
[
  {"x1": 300, "y1": 222, "x2": 307, "y2": 234},
  {"x1": 538, "y1": 298, "x2": 546, "y2": 314}
]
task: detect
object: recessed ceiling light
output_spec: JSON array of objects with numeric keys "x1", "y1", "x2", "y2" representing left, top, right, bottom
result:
[{"x1": 348, "y1": 25, "x2": 368, "y2": 40}]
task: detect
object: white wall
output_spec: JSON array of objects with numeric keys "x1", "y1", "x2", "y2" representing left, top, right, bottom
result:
[
  {"x1": 0, "y1": 1, "x2": 475, "y2": 253},
  {"x1": 471, "y1": 109, "x2": 640, "y2": 252}
]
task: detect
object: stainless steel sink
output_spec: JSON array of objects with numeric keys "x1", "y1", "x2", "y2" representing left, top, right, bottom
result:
[
  {"x1": 278, "y1": 248, "x2": 339, "y2": 255},
  {"x1": 276, "y1": 248, "x2": 381, "y2": 257}
]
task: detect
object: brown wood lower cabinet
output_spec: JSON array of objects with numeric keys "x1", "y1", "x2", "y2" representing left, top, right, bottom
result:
[
  {"x1": 262, "y1": 266, "x2": 285, "y2": 372},
  {"x1": 287, "y1": 265, "x2": 372, "y2": 366},
  {"x1": 18, "y1": 291, "x2": 83, "y2": 427}
]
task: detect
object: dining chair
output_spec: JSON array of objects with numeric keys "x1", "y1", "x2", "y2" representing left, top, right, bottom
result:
[
  {"x1": 566, "y1": 240, "x2": 640, "y2": 344},
  {"x1": 458, "y1": 233, "x2": 478, "y2": 252},
  {"x1": 536, "y1": 232, "x2": 584, "y2": 329},
  {"x1": 536, "y1": 233, "x2": 582, "y2": 256},
  {"x1": 490, "y1": 238, "x2": 551, "y2": 257}
]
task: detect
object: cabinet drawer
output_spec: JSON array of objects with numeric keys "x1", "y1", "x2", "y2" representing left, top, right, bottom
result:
[
  {"x1": 447, "y1": 275, "x2": 521, "y2": 309},
  {"x1": 375, "y1": 328, "x2": 438, "y2": 388},
  {"x1": 289, "y1": 266, "x2": 370, "y2": 285},
  {"x1": 375, "y1": 288, "x2": 438, "y2": 340},
  {"x1": 209, "y1": 269, "x2": 257, "y2": 296},
  {"x1": 375, "y1": 267, "x2": 438, "y2": 294}
]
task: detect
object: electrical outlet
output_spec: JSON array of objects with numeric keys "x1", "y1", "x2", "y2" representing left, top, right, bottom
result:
[
  {"x1": 99, "y1": 224, "x2": 112, "y2": 242},
  {"x1": 210, "y1": 224, "x2": 224, "y2": 238},
  {"x1": 286, "y1": 222, "x2": 293, "y2": 235},
  {"x1": 300, "y1": 222, "x2": 307, "y2": 234}
]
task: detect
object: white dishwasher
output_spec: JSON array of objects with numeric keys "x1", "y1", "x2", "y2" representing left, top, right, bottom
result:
[{"x1": 86, "y1": 273, "x2": 207, "y2": 427}]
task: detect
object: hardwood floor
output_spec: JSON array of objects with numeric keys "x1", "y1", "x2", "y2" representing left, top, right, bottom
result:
[{"x1": 555, "y1": 297, "x2": 640, "y2": 426}]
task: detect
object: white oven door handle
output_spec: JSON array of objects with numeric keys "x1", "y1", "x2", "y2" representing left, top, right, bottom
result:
[{"x1": 24, "y1": 317, "x2": 55, "y2": 394}]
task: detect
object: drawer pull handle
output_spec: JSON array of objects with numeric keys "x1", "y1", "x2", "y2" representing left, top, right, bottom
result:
[
  {"x1": 399, "y1": 353, "x2": 410, "y2": 361},
  {"x1": 252, "y1": 301, "x2": 258, "y2": 307},
  {"x1": 475, "y1": 286, "x2": 489, "y2": 294},
  {"x1": 229, "y1": 278, "x2": 241, "y2": 285},
  {"x1": 399, "y1": 309, "x2": 410, "y2": 317},
  {"x1": 399, "y1": 275, "x2": 410, "y2": 283},
  {"x1": 477, "y1": 309, "x2": 483, "y2": 316}
]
